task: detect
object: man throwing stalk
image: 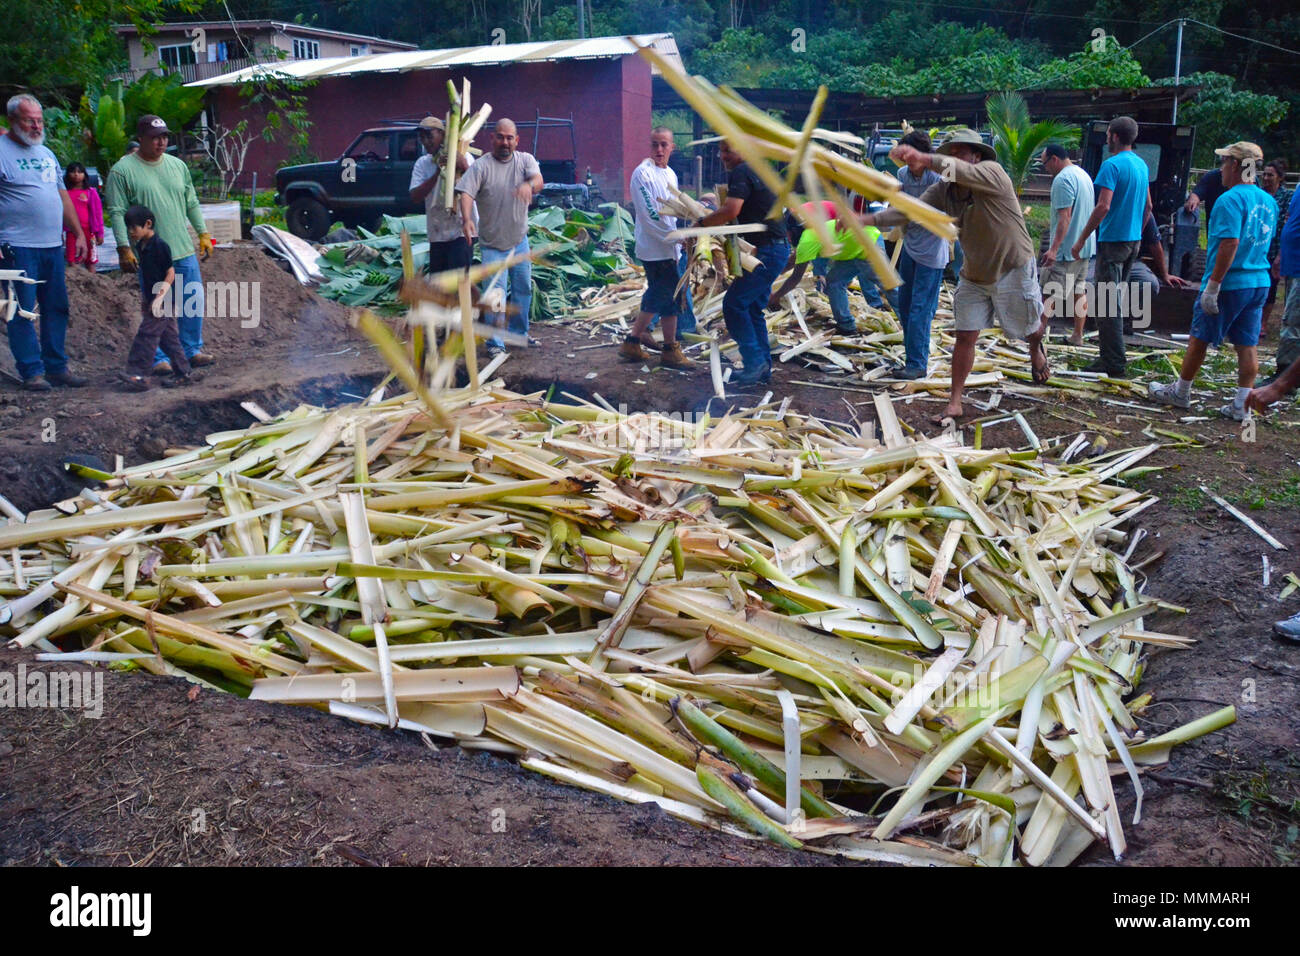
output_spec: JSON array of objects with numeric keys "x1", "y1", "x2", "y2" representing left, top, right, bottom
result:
[
  {"x1": 106, "y1": 115, "x2": 216, "y2": 372},
  {"x1": 455, "y1": 118, "x2": 543, "y2": 356},
  {"x1": 695, "y1": 139, "x2": 790, "y2": 386},
  {"x1": 621, "y1": 126, "x2": 693, "y2": 369},
  {"x1": 1069, "y1": 116, "x2": 1151, "y2": 377},
  {"x1": 409, "y1": 115, "x2": 472, "y2": 274},
  {"x1": 863, "y1": 129, "x2": 1049, "y2": 421},
  {"x1": 1147, "y1": 142, "x2": 1278, "y2": 420}
]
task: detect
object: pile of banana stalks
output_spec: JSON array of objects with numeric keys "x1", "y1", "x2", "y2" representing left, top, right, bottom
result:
[{"x1": 2, "y1": 359, "x2": 1233, "y2": 865}]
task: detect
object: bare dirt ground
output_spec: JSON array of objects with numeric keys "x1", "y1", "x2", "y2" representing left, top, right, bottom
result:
[{"x1": 2, "y1": 253, "x2": 1297, "y2": 866}]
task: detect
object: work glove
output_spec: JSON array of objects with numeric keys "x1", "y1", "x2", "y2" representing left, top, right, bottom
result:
[
  {"x1": 118, "y1": 246, "x2": 138, "y2": 273},
  {"x1": 1199, "y1": 279, "x2": 1221, "y2": 317},
  {"x1": 198, "y1": 233, "x2": 214, "y2": 260}
]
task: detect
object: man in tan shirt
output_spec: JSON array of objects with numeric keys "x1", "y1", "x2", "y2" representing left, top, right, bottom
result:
[{"x1": 864, "y1": 129, "x2": 1049, "y2": 421}]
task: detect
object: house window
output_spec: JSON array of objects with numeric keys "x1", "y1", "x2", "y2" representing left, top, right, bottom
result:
[
  {"x1": 158, "y1": 44, "x2": 197, "y2": 69},
  {"x1": 207, "y1": 40, "x2": 229, "y2": 63},
  {"x1": 292, "y1": 38, "x2": 320, "y2": 59},
  {"x1": 350, "y1": 44, "x2": 370, "y2": 56}
]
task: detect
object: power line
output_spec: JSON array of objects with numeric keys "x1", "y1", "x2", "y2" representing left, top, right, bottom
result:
[{"x1": 1184, "y1": 18, "x2": 1300, "y2": 58}]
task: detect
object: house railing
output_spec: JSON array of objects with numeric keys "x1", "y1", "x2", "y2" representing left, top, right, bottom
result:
[{"x1": 107, "y1": 56, "x2": 264, "y2": 85}]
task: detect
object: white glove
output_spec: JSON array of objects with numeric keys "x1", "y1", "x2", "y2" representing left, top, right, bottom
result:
[{"x1": 1199, "y1": 279, "x2": 1221, "y2": 316}]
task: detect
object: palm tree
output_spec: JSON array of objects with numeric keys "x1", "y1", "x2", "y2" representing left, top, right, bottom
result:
[{"x1": 985, "y1": 91, "x2": 1080, "y2": 195}]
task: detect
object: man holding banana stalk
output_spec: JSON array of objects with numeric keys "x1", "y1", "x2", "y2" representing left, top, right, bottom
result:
[{"x1": 862, "y1": 128, "x2": 1050, "y2": 423}]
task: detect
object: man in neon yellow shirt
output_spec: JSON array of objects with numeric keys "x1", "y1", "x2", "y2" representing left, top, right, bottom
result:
[
  {"x1": 106, "y1": 115, "x2": 215, "y2": 372},
  {"x1": 768, "y1": 200, "x2": 899, "y2": 339}
]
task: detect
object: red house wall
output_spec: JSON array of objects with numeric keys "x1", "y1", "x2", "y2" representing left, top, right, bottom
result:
[{"x1": 214, "y1": 55, "x2": 653, "y2": 203}]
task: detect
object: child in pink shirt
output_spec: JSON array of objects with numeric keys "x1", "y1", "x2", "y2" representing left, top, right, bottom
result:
[{"x1": 63, "y1": 163, "x2": 104, "y2": 270}]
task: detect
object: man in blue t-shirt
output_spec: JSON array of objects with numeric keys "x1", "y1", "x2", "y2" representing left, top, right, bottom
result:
[
  {"x1": 1148, "y1": 142, "x2": 1277, "y2": 420},
  {"x1": 1071, "y1": 116, "x2": 1152, "y2": 377}
]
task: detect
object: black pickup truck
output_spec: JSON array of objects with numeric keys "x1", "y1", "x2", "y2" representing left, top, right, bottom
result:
[{"x1": 276, "y1": 125, "x2": 425, "y2": 240}]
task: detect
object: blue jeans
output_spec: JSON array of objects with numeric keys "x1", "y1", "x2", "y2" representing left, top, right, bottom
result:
[
  {"x1": 647, "y1": 248, "x2": 697, "y2": 333},
  {"x1": 722, "y1": 239, "x2": 789, "y2": 372},
  {"x1": 140, "y1": 253, "x2": 205, "y2": 364},
  {"x1": 897, "y1": 248, "x2": 944, "y2": 371},
  {"x1": 481, "y1": 238, "x2": 531, "y2": 349},
  {"x1": 5, "y1": 245, "x2": 70, "y2": 379},
  {"x1": 826, "y1": 249, "x2": 900, "y2": 324}
]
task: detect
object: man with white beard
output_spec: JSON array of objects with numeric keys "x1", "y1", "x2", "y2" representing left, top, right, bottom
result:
[{"x1": 0, "y1": 95, "x2": 89, "y2": 390}]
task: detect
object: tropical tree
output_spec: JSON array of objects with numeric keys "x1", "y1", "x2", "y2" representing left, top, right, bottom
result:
[{"x1": 984, "y1": 91, "x2": 1079, "y2": 195}]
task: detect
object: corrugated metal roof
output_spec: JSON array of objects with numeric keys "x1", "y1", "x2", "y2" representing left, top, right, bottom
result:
[{"x1": 187, "y1": 33, "x2": 681, "y2": 88}]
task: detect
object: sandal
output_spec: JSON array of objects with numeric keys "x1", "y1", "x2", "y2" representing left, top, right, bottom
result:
[{"x1": 1030, "y1": 340, "x2": 1051, "y2": 385}]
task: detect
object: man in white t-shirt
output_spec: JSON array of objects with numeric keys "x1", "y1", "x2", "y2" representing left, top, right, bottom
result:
[
  {"x1": 621, "y1": 127, "x2": 692, "y2": 368},
  {"x1": 408, "y1": 116, "x2": 472, "y2": 274}
]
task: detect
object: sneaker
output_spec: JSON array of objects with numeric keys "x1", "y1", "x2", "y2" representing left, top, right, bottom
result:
[
  {"x1": 1082, "y1": 360, "x2": 1126, "y2": 377},
  {"x1": 47, "y1": 370, "x2": 88, "y2": 388},
  {"x1": 121, "y1": 375, "x2": 150, "y2": 392},
  {"x1": 659, "y1": 341, "x2": 693, "y2": 369},
  {"x1": 1274, "y1": 611, "x2": 1300, "y2": 645},
  {"x1": 1147, "y1": 380, "x2": 1191, "y2": 408},
  {"x1": 1217, "y1": 402, "x2": 1247, "y2": 421},
  {"x1": 161, "y1": 371, "x2": 203, "y2": 388},
  {"x1": 730, "y1": 363, "x2": 771, "y2": 387},
  {"x1": 619, "y1": 339, "x2": 650, "y2": 363},
  {"x1": 151, "y1": 361, "x2": 173, "y2": 376},
  {"x1": 20, "y1": 375, "x2": 52, "y2": 392},
  {"x1": 188, "y1": 352, "x2": 216, "y2": 368},
  {"x1": 486, "y1": 343, "x2": 507, "y2": 357}
]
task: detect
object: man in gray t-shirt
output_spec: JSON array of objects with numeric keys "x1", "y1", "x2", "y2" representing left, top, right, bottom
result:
[
  {"x1": 0, "y1": 94, "x2": 89, "y2": 390},
  {"x1": 456, "y1": 119, "x2": 543, "y2": 354}
]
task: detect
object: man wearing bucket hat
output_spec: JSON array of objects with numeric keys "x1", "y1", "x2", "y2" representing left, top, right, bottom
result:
[
  {"x1": 409, "y1": 115, "x2": 474, "y2": 275},
  {"x1": 105, "y1": 114, "x2": 216, "y2": 372},
  {"x1": 1147, "y1": 141, "x2": 1278, "y2": 420},
  {"x1": 863, "y1": 128, "x2": 1049, "y2": 422}
]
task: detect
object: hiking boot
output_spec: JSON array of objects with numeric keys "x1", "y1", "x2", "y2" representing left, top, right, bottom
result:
[
  {"x1": 619, "y1": 339, "x2": 650, "y2": 363},
  {"x1": 659, "y1": 341, "x2": 693, "y2": 369},
  {"x1": 20, "y1": 375, "x2": 51, "y2": 392},
  {"x1": 47, "y1": 370, "x2": 87, "y2": 388},
  {"x1": 1217, "y1": 402, "x2": 1247, "y2": 421},
  {"x1": 188, "y1": 352, "x2": 216, "y2": 368},
  {"x1": 1274, "y1": 611, "x2": 1300, "y2": 645},
  {"x1": 151, "y1": 361, "x2": 173, "y2": 376},
  {"x1": 1147, "y1": 380, "x2": 1191, "y2": 408},
  {"x1": 835, "y1": 321, "x2": 857, "y2": 336}
]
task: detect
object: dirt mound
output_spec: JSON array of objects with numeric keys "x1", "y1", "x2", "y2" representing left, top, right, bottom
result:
[{"x1": 58, "y1": 244, "x2": 353, "y2": 375}]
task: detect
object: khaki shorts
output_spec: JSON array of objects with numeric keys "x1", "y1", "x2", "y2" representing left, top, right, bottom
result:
[
  {"x1": 953, "y1": 259, "x2": 1044, "y2": 340},
  {"x1": 1042, "y1": 256, "x2": 1088, "y2": 312}
]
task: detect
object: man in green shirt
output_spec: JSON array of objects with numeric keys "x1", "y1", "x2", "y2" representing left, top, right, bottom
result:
[{"x1": 105, "y1": 115, "x2": 215, "y2": 371}]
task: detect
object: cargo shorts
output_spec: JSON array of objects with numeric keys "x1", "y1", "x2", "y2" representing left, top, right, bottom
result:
[{"x1": 952, "y1": 258, "x2": 1044, "y2": 341}]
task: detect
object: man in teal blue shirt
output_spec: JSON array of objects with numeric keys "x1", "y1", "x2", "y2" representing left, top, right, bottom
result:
[
  {"x1": 1148, "y1": 141, "x2": 1277, "y2": 420},
  {"x1": 1071, "y1": 116, "x2": 1152, "y2": 376}
]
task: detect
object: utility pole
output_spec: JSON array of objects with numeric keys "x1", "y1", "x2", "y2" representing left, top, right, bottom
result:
[
  {"x1": 577, "y1": 0, "x2": 586, "y2": 39},
  {"x1": 1172, "y1": 18, "x2": 1184, "y2": 124}
]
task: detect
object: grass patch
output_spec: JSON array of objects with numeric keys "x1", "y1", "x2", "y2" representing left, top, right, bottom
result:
[{"x1": 1215, "y1": 760, "x2": 1300, "y2": 864}]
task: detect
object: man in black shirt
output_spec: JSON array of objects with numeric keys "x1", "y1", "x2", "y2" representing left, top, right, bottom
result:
[
  {"x1": 1185, "y1": 167, "x2": 1226, "y2": 233},
  {"x1": 696, "y1": 140, "x2": 790, "y2": 386}
]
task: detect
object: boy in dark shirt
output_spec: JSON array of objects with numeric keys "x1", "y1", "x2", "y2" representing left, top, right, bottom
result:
[{"x1": 121, "y1": 205, "x2": 194, "y2": 391}]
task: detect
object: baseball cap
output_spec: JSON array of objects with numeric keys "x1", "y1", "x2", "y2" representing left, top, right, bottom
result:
[
  {"x1": 136, "y1": 115, "x2": 171, "y2": 137},
  {"x1": 418, "y1": 116, "x2": 445, "y2": 133},
  {"x1": 1214, "y1": 141, "x2": 1263, "y2": 163}
]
